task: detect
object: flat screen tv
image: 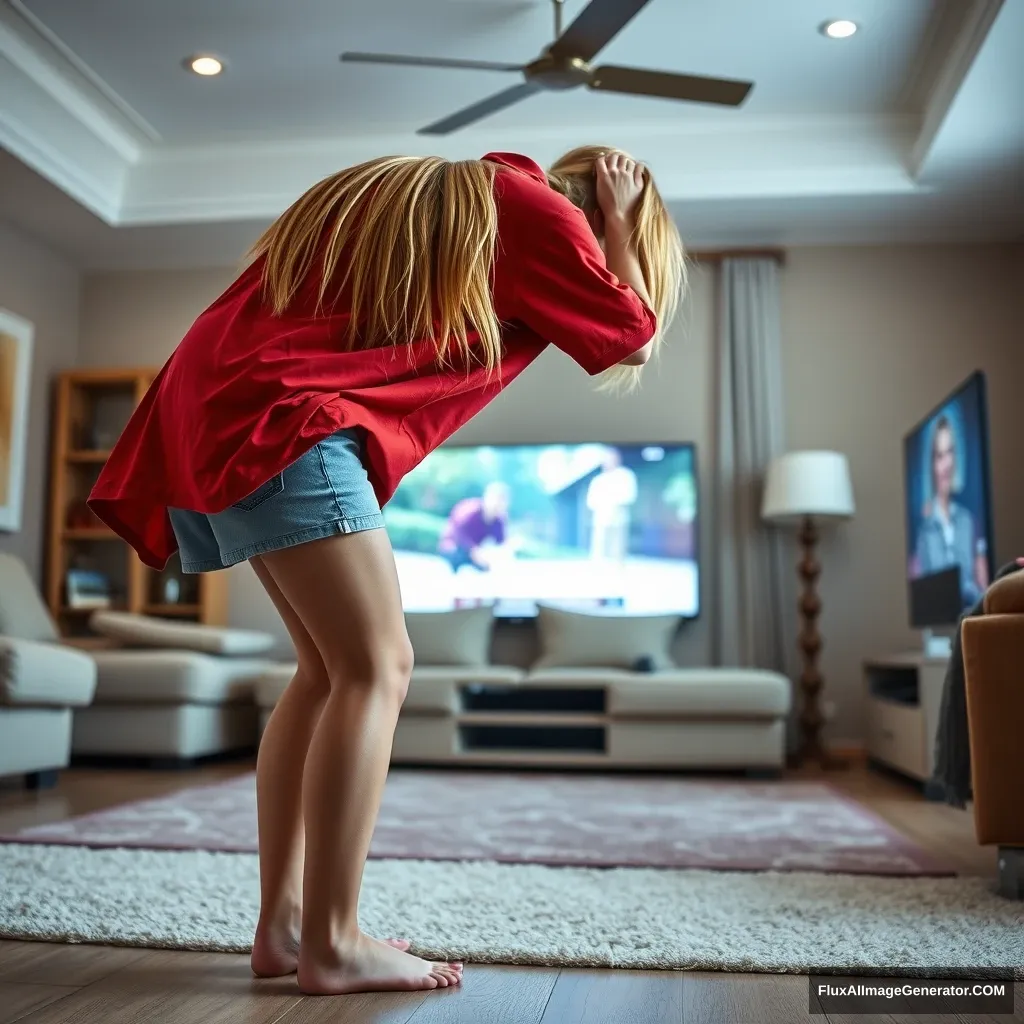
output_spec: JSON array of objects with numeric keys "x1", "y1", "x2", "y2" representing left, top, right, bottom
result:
[
  {"x1": 385, "y1": 442, "x2": 700, "y2": 618},
  {"x1": 903, "y1": 371, "x2": 995, "y2": 629}
]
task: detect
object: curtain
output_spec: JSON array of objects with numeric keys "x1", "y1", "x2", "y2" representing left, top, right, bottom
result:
[{"x1": 711, "y1": 258, "x2": 789, "y2": 671}]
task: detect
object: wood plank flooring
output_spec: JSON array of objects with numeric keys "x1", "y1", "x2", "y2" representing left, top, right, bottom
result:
[{"x1": 0, "y1": 762, "x2": 1016, "y2": 1024}]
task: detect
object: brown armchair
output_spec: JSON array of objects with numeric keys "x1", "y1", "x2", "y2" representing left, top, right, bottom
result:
[{"x1": 962, "y1": 569, "x2": 1024, "y2": 898}]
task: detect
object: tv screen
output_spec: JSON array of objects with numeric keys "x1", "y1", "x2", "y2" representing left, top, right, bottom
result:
[
  {"x1": 903, "y1": 371, "x2": 994, "y2": 628},
  {"x1": 385, "y1": 442, "x2": 700, "y2": 618}
]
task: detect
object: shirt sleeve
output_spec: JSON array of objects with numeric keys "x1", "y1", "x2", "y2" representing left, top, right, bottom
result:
[{"x1": 510, "y1": 207, "x2": 657, "y2": 376}]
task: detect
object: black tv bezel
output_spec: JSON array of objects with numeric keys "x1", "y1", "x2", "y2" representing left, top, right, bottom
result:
[
  {"x1": 399, "y1": 439, "x2": 701, "y2": 621},
  {"x1": 902, "y1": 370, "x2": 995, "y2": 628}
]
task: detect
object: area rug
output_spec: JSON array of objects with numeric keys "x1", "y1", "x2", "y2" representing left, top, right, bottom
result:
[
  {"x1": 0, "y1": 844, "x2": 1019, "y2": 977},
  {"x1": 2, "y1": 771, "x2": 951, "y2": 876}
]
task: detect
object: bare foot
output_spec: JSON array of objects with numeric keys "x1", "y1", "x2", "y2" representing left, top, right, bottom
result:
[
  {"x1": 251, "y1": 922, "x2": 410, "y2": 978},
  {"x1": 297, "y1": 932, "x2": 463, "y2": 995}
]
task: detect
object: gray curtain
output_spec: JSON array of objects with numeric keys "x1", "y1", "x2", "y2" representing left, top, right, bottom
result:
[{"x1": 711, "y1": 258, "x2": 789, "y2": 670}]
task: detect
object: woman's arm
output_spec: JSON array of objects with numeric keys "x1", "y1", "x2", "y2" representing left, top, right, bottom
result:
[
  {"x1": 596, "y1": 154, "x2": 655, "y2": 366},
  {"x1": 604, "y1": 217, "x2": 653, "y2": 365}
]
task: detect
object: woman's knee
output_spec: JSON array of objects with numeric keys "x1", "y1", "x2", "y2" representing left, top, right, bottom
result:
[{"x1": 326, "y1": 633, "x2": 414, "y2": 702}]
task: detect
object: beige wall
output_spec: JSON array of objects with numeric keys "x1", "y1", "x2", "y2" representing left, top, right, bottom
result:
[
  {"x1": 780, "y1": 244, "x2": 1024, "y2": 741},
  {"x1": 79, "y1": 243, "x2": 1024, "y2": 742},
  {"x1": 0, "y1": 220, "x2": 80, "y2": 581}
]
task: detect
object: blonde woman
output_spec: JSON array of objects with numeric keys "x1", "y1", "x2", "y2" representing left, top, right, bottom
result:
[{"x1": 89, "y1": 147, "x2": 685, "y2": 996}]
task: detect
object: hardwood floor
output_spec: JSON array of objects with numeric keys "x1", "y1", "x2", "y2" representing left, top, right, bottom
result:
[{"x1": 0, "y1": 762, "x2": 1016, "y2": 1024}]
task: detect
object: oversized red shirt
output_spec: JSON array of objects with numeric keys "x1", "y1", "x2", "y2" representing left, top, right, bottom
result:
[{"x1": 89, "y1": 153, "x2": 656, "y2": 569}]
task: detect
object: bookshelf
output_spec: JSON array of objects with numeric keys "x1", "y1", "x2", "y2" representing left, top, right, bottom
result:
[{"x1": 46, "y1": 369, "x2": 227, "y2": 641}]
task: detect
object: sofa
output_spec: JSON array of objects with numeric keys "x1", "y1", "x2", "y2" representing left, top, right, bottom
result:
[
  {"x1": 962, "y1": 568, "x2": 1024, "y2": 899},
  {"x1": 0, "y1": 553, "x2": 280, "y2": 767},
  {"x1": 0, "y1": 554, "x2": 97, "y2": 787},
  {"x1": 74, "y1": 612, "x2": 278, "y2": 763},
  {"x1": 255, "y1": 605, "x2": 792, "y2": 771}
]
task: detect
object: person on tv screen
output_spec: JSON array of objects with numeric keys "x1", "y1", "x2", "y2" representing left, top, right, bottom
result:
[
  {"x1": 915, "y1": 413, "x2": 989, "y2": 606},
  {"x1": 586, "y1": 449, "x2": 638, "y2": 560},
  {"x1": 438, "y1": 482, "x2": 512, "y2": 572}
]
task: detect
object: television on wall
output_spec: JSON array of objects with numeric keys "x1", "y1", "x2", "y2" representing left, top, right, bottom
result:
[
  {"x1": 903, "y1": 371, "x2": 995, "y2": 630},
  {"x1": 385, "y1": 442, "x2": 700, "y2": 619}
]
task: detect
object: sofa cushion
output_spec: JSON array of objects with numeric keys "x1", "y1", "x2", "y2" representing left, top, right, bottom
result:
[
  {"x1": 253, "y1": 664, "x2": 295, "y2": 708},
  {"x1": 0, "y1": 638, "x2": 97, "y2": 707},
  {"x1": 405, "y1": 607, "x2": 494, "y2": 666},
  {"x1": 607, "y1": 669, "x2": 791, "y2": 718},
  {"x1": 533, "y1": 606, "x2": 679, "y2": 670},
  {"x1": 0, "y1": 553, "x2": 59, "y2": 643},
  {"x1": 90, "y1": 651, "x2": 273, "y2": 704},
  {"x1": 89, "y1": 611, "x2": 276, "y2": 656}
]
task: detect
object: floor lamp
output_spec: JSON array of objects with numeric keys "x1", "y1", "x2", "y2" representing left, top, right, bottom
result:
[{"x1": 761, "y1": 451, "x2": 855, "y2": 768}]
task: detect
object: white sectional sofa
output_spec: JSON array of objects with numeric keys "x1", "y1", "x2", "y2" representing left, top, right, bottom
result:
[
  {"x1": 73, "y1": 612, "x2": 278, "y2": 763},
  {"x1": 0, "y1": 554, "x2": 97, "y2": 787}
]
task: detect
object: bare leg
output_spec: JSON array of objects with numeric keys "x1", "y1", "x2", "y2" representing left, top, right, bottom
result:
[
  {"x1": 249, "y1": 556, "x2": 409, "y2": 977},
  {"x1": 259, "y1": 530, "x2": 463, "y2": 995}
]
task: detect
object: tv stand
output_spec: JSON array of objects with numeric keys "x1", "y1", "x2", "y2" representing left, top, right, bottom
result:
[{"x1": 863, "y1": 652, "x2": 949, "y2": 791}]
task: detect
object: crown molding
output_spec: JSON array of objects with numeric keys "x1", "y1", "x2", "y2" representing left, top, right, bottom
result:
[
  {"x1": 7, "y1": 0, "x2": 161, "y2": 143},
  {"x1": 118, "y1": 114, "x2": 922, "y2": 226},
  {"x1": 908, "y1": 0, "x2": 1004, "y2": 178}
]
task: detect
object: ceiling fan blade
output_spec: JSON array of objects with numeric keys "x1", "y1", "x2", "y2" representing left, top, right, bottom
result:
[
  {"x1": 341, "y1": 52, "x2": 523, "y2": 73},
  {"x1": 549, "y1": 0, "x2": 653, "y2": 62},
  {"x1": 590, "y1": 65, "x2": 753, "y2": 106},
  {"x1": 418, "y1": 81, "x2": 540, "y2": 135}
]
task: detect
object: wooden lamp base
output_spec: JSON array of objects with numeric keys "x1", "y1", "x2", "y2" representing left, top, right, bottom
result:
[{"x1": 791, "y1": 514, "x2": 846, "y2": 770}]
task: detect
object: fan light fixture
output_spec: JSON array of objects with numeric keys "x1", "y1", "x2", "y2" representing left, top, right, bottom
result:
[
  {"x1": 821, "y1": 20, "x2": 858, "y2": 39},
  {"x1": 187, "y1": 55, "x2": 224, "y2": 76},
  {"x1": 340, "y1": 0, "x2": 755, "y2": 135}
]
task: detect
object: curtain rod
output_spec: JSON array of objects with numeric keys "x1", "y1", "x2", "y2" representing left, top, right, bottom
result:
[{"x1": 688, "y1": 248, "x2": 786, "y2": 266}]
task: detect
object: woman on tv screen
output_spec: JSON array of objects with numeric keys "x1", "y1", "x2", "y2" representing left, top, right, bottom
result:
[{"x1": 914, "y1": 413, "x2": 989, "y2": 606}]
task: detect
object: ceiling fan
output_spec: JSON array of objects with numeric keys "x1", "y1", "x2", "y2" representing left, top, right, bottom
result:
[{"x1": 340, "y1": 0, "x2": 753, "y2": 135}]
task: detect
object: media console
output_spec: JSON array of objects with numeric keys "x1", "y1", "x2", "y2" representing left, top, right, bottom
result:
[
  {"x1": 256, "y1": 665, "x2": 793, "y2": 771},
  {"x1": 863, "y1": 652, "x2": 949, "y2": 792}
]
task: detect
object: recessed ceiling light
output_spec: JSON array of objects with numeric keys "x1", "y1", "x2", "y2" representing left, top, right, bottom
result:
[
  {"x1": 821, "y1": 19, "x2": 858, "y2": 39},
  {"x1": 187, "y1": 55, "x2": 224, "y2": 76}
]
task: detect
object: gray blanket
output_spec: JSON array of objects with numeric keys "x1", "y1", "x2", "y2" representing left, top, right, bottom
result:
[{"x1": 931, "y1": 560, "x2": 1023, "y2": 807}]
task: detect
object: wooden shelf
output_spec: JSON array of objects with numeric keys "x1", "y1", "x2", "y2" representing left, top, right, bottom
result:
[
  {"x1": 142, "y1": 604, "x2": 201, "y2": 618},
  {"x1": 59, "y1": 605, "x2": 123, "y2": 617},
  {"x1": 65, "y1": 450, "x2": 112, "y2": 463},
  {"x1": 48, "y1": 369, "x2": 227, "y2": 639}
]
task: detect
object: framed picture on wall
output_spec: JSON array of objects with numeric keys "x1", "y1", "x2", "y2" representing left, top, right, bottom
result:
[{"x1": 0, "y1": 308, "x2": 34, "y2": 532}]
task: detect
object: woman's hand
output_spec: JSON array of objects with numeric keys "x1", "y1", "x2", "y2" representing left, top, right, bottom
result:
[{"x1": 595, "y1": 152, "x2": 645, "y2": 230}]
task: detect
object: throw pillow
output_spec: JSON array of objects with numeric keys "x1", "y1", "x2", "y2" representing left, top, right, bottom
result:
[
  {"x1": 405, "y1": 607, "x2": 494, "y2": 666},
  {"x1": 89, "y1": 611, "x2": 276, "y2": 656},
  {"x1": 534, "y1": 605, "x2": 680, "y2": 670}
]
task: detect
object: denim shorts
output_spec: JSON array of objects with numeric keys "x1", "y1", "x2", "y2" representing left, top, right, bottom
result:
[{"x1": 169, "y1": 429, "x2": 385, "y2": 573}]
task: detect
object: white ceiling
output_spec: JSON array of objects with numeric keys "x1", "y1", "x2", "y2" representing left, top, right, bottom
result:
[
  {"x1": 1, "y1": 0, "x2": 1022, "y2": 268},
  {"x1": 15, "y1": 0, "x2": 946, "y2": 140}
]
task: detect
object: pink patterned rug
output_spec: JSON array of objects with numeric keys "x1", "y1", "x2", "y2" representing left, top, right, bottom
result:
[{"x1": 3, "y1": 771, "x2": 952, "y2": 876}]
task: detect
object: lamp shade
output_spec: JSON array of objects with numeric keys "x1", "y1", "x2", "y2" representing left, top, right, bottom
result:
[{"x1": 761, "y1": 450, "x2": 855, "y2": 524}]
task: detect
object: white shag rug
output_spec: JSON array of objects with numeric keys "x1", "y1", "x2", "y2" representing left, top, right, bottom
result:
[{"x1": 1, "y1": 844, "x2": 1021, "y2": 978}]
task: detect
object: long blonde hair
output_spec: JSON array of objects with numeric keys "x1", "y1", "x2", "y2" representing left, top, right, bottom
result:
[
  {"x1": 250, "y1": 155, "x2": 502, "y2": 374},
  {"x1": 548, "y1": 146, "x2": 687, "y2": 392},
  {"x1": 250, "y1": 146, "x2": 685, "y2": 388}
]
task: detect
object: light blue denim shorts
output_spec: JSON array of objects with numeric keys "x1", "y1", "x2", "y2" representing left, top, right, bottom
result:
[{"x1": 169, "y1": 428, "x2": 385, "y2": 573}]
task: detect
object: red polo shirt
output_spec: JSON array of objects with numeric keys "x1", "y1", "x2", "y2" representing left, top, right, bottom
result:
[{"x1": 88, "y1": 152, "x2": 656, "y2": 569}]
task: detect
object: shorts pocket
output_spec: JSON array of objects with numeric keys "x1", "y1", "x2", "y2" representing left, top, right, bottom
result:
[{"x1": 232, "y1": 473, "x2": 284, "y2": 511}]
